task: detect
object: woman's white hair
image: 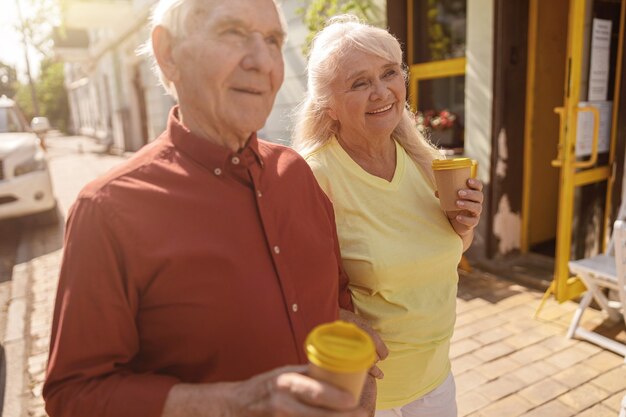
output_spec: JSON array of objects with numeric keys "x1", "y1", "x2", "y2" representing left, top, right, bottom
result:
[
  {"x1": 292, "y1": 15, "x2": 441, "y2": 184},
  {"x1": 137, "y1": 0, "x2": 288, "y2": 100}
]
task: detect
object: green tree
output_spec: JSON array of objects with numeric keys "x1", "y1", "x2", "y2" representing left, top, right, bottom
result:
[
  {"x1": 297, "y1": 0, "x2": 384, "y2": 56},
  {"x1": 38, "y1": 59, "x2": 69, "y2": 132},
  {"x1": 427, "y1": 0, "x2": 450, "y2": 61},
  {"x1": 12, "y1": 0, "x2": 68, "y2": 130},
  {"x1": 0, "y1": 62, "x2": 18, "y2": 98},
  {"x1": 15, "y1": 0, "x2": 61, "y2": 58},
  {"x1": 15, "y1": 59, "x2": 69, "y2": 132},
  {"x1": 14, "y1": 83, "x2": 35, "y2": 119},
  {"x1": 425, "y1": 0, "x2": 465, "y2": 61},
  {"x1": 13, "y1": 0, "x2": 62, "y2": 115}
]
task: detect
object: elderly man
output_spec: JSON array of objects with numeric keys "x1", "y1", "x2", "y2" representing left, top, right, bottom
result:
[{"x1": 42, "y1": 1, "x2": 375, "y2": 416}]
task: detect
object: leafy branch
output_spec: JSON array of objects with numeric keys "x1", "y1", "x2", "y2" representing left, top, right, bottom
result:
[
  {"x1": 13, "y1": 0, "x2": 61, "y2": 59},
  {"x1": 296, "y1": 0, "x2": 384, "y2": 56}
]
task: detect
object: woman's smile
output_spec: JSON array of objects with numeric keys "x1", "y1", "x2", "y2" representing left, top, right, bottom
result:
[{"x1": 366, "y1": 103, "x2": 394, "y2": 115}]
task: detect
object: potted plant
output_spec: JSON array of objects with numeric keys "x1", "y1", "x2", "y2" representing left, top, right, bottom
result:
[{"x1": 415, "y1": 109, "x2": 459, "y2": 148}]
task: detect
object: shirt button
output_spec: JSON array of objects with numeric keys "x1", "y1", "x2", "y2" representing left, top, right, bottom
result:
[
  {"x1": 231, "y1": 156, "x2": 240, "y2": 165},
  {"x1": 292, "y1": 303, "x2": 298, "y2": 312},
  {"x1": 257, "y1": 190, "x2": 263, "y2": 198},
  {"x1": 214, "y1": 168, "x2": 222, "y2": 176},
  {"x1": 273, "y1": 246, "x2": 280, "y2": 254}
]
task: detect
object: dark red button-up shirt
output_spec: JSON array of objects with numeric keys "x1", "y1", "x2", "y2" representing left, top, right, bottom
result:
[{"x1": 43, "y1": 107, "x2": 353, "y2": 417}]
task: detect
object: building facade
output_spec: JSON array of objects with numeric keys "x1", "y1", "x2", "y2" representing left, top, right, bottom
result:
[
  {"x1": 389, "y1": 0, "x2": 625, "y2": 301},
  {"x1": 54, "y1": 0, "x2": 388, "y2": 149},
  {"x1": 54, "y1": 0, "x2": 319, "y2": 151},
  {"x1": 55, "y1": 0, "x2": 174, "y2": 152}
]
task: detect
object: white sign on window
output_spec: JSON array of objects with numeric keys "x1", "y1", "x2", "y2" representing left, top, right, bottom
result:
[
  {"x1": 575, "y1": 101, "x2": 613, "y2": 157},
  {"x1": 588, "y1": 18, "x2": 612, "y2": 101}
]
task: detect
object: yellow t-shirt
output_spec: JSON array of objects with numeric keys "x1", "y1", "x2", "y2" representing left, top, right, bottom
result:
[{"x1": 303, "y1": 137, "x2": 462, "y2": 409}]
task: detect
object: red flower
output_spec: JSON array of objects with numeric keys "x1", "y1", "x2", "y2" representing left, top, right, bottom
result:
[{"x1": 414, "y1": 109, "x2": 457, "y2": 131}]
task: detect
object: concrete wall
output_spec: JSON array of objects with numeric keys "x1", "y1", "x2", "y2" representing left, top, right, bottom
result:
[
  {"x1": 464, "y1": 0, "x2": 493, "y2": 186},
  {"x1": 62, "y1": 0, "x2": 158, "y2": 152},
  {"x1": 464, "y1": 0, "x2": 494, "y2": 258},
  {"x1": 262, "y1": 0, "x2": 308, "y2": 145}
]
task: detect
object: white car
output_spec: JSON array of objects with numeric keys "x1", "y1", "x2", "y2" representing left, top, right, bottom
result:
[{"x1": 0, "y1": 96, "x2": 57, "y2": 223}]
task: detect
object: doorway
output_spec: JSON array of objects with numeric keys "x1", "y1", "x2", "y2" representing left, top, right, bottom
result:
[
  {"x1": 522, "y1": 0, "x2": 625, "y2": 301},
  {"x1": 522, "y1": 0, "x2": 569, "y2": 258}
]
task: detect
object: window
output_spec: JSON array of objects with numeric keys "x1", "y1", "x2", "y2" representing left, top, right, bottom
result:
[{"x1": 408, "y1": 0, "x2": 467, "y2": 153}]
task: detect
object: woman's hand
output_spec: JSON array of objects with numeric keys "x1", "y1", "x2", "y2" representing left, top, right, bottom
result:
[
  {"x1": 339, "y1": 309, "x2": 388, "y2": 379},
  {"x1": 447, "y1": 178, "x2": 483, "y2": 250}
]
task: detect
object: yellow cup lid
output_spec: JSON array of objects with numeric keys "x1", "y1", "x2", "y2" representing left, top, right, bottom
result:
[
  {"x1": 432, "y1": 158, "x2": 473, "y2": 170},
  {"x1": 305, "y1": 321, "x2": 376, "y2": 373}
]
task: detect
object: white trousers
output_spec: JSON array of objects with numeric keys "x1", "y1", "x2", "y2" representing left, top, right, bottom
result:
[{"x1": 375, "y1": 373, "x2": 457, "y2": 417}]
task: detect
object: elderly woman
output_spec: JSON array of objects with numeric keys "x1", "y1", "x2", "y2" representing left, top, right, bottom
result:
[{"x1": 293, "y1": 16, "x2": 483, "y2": 417}]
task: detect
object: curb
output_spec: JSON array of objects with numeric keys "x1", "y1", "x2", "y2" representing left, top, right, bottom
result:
[{"x1": 2, "y1": 259, "x2": 31, "y2": 417}]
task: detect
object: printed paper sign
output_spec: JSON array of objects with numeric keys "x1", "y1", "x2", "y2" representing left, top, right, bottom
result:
[
  {"x1": 588, "y1": 19, "x2": 612, "y2": 101},
  {"x1": 575, "y1": 101, "x2": 613, "y2": 158}
]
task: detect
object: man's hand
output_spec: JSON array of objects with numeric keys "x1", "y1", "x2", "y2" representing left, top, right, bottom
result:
[
  {"x1": 162, "y1": 365, "x2": 368, "y2": 417},
  {"x1": 234, "y1": 365, "x2": 365, "y2": 416},
  {"x1": 340, "y1": 309, "x2": 388, "y2": 379}
]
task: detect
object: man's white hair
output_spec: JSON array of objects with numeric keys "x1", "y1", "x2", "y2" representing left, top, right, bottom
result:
[{"x1": 137, "y1": 0, "x2": 288, "y2": 100}]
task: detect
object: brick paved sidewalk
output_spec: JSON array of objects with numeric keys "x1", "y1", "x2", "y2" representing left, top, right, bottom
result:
[{"x1": 454, "y1": 270, "x2": 626, "y2": 417}]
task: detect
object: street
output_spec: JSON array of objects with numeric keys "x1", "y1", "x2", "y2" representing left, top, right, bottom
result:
[
  {"x1": 0, "y1": 134, "x2": 625, "y2": 417},
  {"x1": 0, "y1": 134, "x2": 128, "y2": 417}
]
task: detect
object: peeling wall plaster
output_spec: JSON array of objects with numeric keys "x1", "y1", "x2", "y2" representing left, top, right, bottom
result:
[
  {"x1": 496, "y1": 128, "x2": 507, "y2": 178},
  {"x1": 492, "y1": 127, "x2": 521, "y2": 254},
  {"x1": 493, "y1": 194, "x2": 521, "y2": 254}
]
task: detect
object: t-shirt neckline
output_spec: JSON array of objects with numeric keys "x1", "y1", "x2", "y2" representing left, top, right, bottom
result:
[{"x1": 329, "y1": 136, "x2": 405, "y2": 190}]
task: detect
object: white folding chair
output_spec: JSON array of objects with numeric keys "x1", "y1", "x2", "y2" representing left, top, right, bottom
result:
[{"x1": 566, "y1": 220, "x2": 626, "y2": 361}]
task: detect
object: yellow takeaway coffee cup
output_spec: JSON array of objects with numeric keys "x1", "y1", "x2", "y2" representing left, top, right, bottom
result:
[
  {"x1": 305, "y1": 320, "x2": 376, "y2": 401},
  {"x1": 432, "y1": 158, "x2": 475, "y2": 213}
]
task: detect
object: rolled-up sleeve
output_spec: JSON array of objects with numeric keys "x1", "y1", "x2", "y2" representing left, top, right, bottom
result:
[{"x1": 43, "y1": 197, "x2": 179, "y2": 417}]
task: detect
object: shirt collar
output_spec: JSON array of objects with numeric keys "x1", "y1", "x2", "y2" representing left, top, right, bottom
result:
[{"x1": 166, "y1": 106, "x2": 265, "y2": 170}]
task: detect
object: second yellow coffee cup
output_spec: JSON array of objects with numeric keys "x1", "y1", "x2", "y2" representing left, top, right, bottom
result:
[
  {"x1": 305, "y1": 320, "x2": 376, "y2": 401},
  {"x1": 432, "y1": 158, "x2": 475, "y2": 212}
]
